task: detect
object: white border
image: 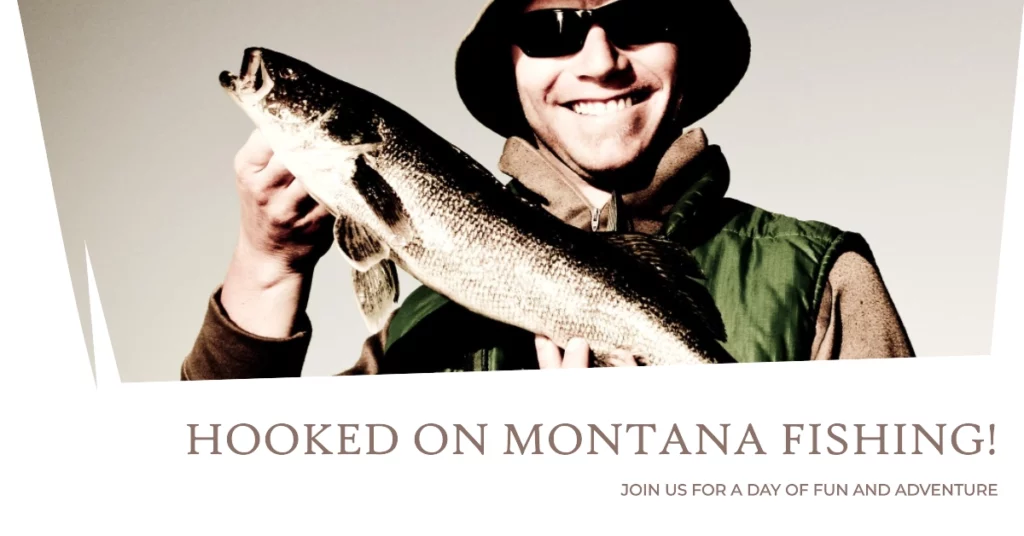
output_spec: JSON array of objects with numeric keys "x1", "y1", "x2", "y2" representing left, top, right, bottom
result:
[{"x1": 0, "y1": 2, "x2": 1020, "y2": 533}]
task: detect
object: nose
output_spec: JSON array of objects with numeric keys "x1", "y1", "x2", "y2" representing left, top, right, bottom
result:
[{"x1": 570, "y1": 25, "x2": 627, "y2": 81}]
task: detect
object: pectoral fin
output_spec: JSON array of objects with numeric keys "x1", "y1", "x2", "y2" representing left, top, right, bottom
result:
[
  {"x1": 601, "y1": 233, "x2": 706, "y2": 281},
  {"x1": 352, "y1": 154, "x2": 414, "y2": 246},
  {"x1": 334, "y1": 214, "x2": 389, "y2": 271},
  {"x1": 352, "y1": 259, "x2": 400, "y2": 334},
  {"x1": 601, "y1": 233, "x2": 726, "y2": 342}
]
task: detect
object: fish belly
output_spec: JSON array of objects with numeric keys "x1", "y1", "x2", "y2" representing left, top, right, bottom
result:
[{"x1": 393, "y1": 206, "x2": 661, "y2": 356}]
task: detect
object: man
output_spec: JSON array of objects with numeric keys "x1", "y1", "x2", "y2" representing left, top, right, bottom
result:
[{"x1": 181, "y1": 0, "x2": 914, "y2": 380}]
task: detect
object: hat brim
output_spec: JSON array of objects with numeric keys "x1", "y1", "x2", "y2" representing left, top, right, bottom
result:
[{"x1": 455, "y1": 0, "x2": 752, "y2": 139}]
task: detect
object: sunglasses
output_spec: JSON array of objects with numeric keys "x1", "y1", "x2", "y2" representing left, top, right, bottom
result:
[{"x1": 509, "y1": 0, "x2": 681, "y2": 59}]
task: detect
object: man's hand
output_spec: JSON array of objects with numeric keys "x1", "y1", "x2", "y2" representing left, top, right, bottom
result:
[
  {"x1": 535, "y1": 335, "x2": 638, "y2": 368},
  {"x1": 220, "y1": 129, "x2": 336, "y2": 338},
  {"x1": 232, "y1": 129, "x2": 335, "y2": 273}
]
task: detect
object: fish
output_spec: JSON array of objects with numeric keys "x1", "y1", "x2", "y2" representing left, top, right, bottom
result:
[{"x1": 218, "y1": 47, "x2": 736, "y2": 366}]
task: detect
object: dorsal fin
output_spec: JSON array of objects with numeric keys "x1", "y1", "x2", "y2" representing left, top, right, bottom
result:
[{"x1": 600, "y1": 232, "x2": 727, "y2": 342}]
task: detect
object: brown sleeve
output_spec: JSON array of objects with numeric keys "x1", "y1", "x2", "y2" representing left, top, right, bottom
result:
[
  {"x1": 180, "y1": 286, "x2": 313, "y2": 380},
  {"x1": 810, "y1": 251, "x2": 915, "y2": 360},
  {"x1": 181, "y1": 287, "x2": 398, "y2": 380},
  {"x1": 334, "y1": 311, "x2": 398, "y2": 376}
]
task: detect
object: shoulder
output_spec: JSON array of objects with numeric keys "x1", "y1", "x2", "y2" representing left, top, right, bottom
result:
[
  {"x1": 680, "y1": 199, "x2": 894, "y2": 361},
  {"x1": 691, "y1": 198, "x2": 881, "y2": 315},
  {"x1": 711, "y1": 198, "x2": 854, "y2": 248},
  {"x1": 697, "y1": 197, "x2": 875, "y2": 266}
]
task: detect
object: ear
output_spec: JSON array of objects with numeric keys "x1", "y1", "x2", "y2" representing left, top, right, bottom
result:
[{"x1": 667, "y1": 79, "x2": 687, "y2": 123}]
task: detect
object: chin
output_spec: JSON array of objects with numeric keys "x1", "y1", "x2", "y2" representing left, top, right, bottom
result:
[
  {"x1": 571, "y1": 150, "x2": 636, "y2": 174},
  {"x1": 563, "y1": 121, "x2": 665, "y2": 174},
  {"x1": 566, "y1": 135, "x2": 651, "y2": 174}
]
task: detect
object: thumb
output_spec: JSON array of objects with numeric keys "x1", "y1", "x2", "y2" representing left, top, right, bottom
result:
[{"x1": 234, "y1": 129, "x2": 275, "y2": 176}]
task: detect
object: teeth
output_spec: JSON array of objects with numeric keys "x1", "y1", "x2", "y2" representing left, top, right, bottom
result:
[{"x1": 571, "y1": 96, "x2": 635, "y2": 116}]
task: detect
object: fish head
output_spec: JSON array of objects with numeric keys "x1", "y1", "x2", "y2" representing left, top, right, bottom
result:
[
  {"x1": 220, "y1": 47, "x2": 389, "y2": 218},
  {"x1": 219, "y1": 47, "x2": 380, "y2": 152}
]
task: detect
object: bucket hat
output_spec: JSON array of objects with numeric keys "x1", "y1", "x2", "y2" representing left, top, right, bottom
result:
[{"x1": 454, "y1": 0, "x2": 751, "y2": 139}]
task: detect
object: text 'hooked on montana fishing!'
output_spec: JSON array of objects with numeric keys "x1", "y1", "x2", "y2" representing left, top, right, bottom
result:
[{"x1": 218, "y1": 47, "x2": 735, "y2": 367}]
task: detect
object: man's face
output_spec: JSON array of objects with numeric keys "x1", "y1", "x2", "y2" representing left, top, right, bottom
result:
[{"x1": 512, "y1": 0, "x2": 682, "y2": 177}]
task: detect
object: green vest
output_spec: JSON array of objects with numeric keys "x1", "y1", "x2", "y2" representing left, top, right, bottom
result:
[{"x1": 377, "y1": 148, "x2": 873, "y2": 372}]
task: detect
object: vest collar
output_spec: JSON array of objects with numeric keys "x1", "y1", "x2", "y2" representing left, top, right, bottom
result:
[{"x1": 497, "y1": 127, "x2": 731, "y2": 236}]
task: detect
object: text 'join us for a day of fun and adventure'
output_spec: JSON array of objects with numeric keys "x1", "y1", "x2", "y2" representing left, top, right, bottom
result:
[{"x1": 619, "y1": 483, "x2": 999, "y2": 498}]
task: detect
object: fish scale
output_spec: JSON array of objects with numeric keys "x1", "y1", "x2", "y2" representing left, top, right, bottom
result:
[{"x1": 219, "y1": 46, "x2": 736, "y2": 367}]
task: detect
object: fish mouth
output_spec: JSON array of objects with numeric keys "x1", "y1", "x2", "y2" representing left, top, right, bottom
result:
[{"x1": 219, "y1": 48, "x2": 274, "y2": 104}]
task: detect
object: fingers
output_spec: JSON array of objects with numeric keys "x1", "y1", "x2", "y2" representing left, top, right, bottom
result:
[
  {"x1": 258, "y1": 156, "x2": 297, "y2": 190},
  {"x1": 274, "y1": 173, "x2": 315, "y2": 213},
  {"x1": 263, "y1": 192, "x2": 331, "y2": 235},
  {"x1": 531, "y1": 338, "x2": 642, "y2": 368},
  {"x1": 535, "y1": 336, "x2": 591, "y2": 369},
  {"x1": 300, "y1": 199, "x2": 333, "y2": 226},
  {"x1": 561, "y1": 338, "x2": 590, "y2": 368},
  {"x1": 229, "y1": 129, "x2": 336, "y2": 270},
  {"x1": 234, "y1": 129, "x2": 274, "y2": 176},
  {"x1": 297, "y1": 204, "x2": 336, "y2": 244},
  {"x1": 535, "y1": 336, "x2": 563, "y2": 369},
  {"x1": 235, "y1": 132, "x2": 295, "y2": 197},
  {"x1": 606, "y1": 350, "x2": 639, "y2": 367}
]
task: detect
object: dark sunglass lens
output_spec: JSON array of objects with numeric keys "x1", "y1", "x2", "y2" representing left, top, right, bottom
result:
[
  {"x1": 609, "y1": 19, "x2": 668, "y2": 48},
  {"x1": 513, "y1": 10, "x2": 588, "y2": 58},
  {"x1": 599, "y1": 1, "x2": 676, "y2": 48}
]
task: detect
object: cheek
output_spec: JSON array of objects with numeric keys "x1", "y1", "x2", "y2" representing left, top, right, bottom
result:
[
  {"x1": 634, "y1": 44, "x2": 680, "y2": 90},
  {"x1": 513, "y1": 54, "x2": 561, "y2": 108}
]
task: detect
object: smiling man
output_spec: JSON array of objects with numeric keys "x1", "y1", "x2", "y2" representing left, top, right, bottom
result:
[
  {"x1": 509, "y1": 0, "x2": 683, "y2": 180},
  {"x1": 181, "y1": 0, "x2": 914, "y2": 380}
]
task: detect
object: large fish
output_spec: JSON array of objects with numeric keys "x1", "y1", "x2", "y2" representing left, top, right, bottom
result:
[{"x1": 218, "y1": 47, "x2": 735, "y2": 366}]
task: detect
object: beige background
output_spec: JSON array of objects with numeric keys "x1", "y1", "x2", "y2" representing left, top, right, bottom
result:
[{"x1": 17, "y1": 0, "x2": 1021, "y2": 382}]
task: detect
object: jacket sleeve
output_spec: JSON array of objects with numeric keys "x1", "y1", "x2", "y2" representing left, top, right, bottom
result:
[
  {"x1": 181, "y1": 286, "x2": 395, "y2": 380},
  {"x1": 334, "y1": 311, "x2": 398, "y2": 376},
  {"x1": 180, "y1": 286, "x2": 313, "y2": 380},
  {"x1": 809, "y1": 251, "x2": 915, "y2": 359}
]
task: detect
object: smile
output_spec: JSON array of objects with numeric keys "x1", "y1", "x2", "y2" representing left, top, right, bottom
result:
[{"x1": 563, "y1": 90, "x2": 651, "y2": 117}]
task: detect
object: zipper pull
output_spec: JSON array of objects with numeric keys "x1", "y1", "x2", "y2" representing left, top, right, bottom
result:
[{"x1": 591, "y1": 207, "x2": 600, "y2": 231}]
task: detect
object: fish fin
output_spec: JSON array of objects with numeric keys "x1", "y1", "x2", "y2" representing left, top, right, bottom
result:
[
  {"x1": 352, "y1": 259, "x2": 400, "y2": 333},
  {"x1": 352, "y1": 153, "x2": 415, "y2": 246},
  {"x1": 600, "y1": 233, "x2": 706, "y2": 281},
  {"x1": 333, "y1": 214, "x2": 389, "y2": 271},
  {"x1": 601, "y1": 233, "x2": 727, "y2": 342}
]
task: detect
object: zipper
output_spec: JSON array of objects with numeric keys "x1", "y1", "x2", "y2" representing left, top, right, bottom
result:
[{"x1": 590, "y1": 206, "x2": 601, "y2": 231}]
